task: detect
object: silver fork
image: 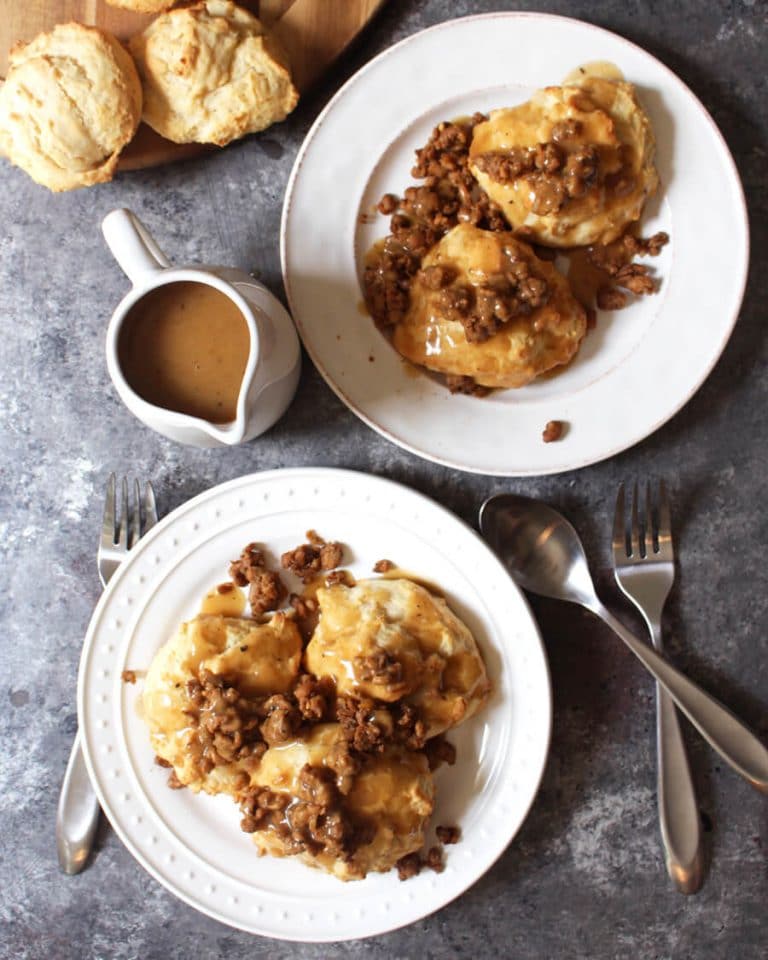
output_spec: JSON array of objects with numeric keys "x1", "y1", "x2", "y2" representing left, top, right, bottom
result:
[
  {"x1": 612, "y1": 480, "x2": 703, "y2": 894},
  {"x1": 56, "y1": 474, "x2": 158, "y2": 875}
]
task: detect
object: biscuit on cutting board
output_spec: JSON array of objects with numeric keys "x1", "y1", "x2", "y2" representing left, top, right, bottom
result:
[
  {"x1": 0, "y1": 22, "x2": 142, "y2": 191},
  {"x1": 105, "y1": 0, "x2": 178, "y2": 11},
  {"x1": 129, "y1": 0, "x2": 299, "y2": 146}
]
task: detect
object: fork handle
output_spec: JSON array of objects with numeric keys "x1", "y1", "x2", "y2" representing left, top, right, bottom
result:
[
  {"x1": 656, "y1": 686, "x2": 704, "y2": 892},
  {"x1": 592, "y1": 602, "x2": 768, "y2": 793},
  {"x1": 56, "y1": 731, "x2": 101, "y2": 874}
]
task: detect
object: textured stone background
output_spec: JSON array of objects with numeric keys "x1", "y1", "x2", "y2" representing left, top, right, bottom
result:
[{"x1": 1, "y1": 1, "x2": 766, "y2": 958}]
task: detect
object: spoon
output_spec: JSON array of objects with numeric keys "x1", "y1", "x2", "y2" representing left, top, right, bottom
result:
[{"x1": 479, "y1": 493, "x2": 768, "y2": 794}]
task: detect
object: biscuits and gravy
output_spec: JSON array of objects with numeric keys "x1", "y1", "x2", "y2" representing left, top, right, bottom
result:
[
  {"x1": 469, "y1": 74, "x2": 658, "y2": 248},
  {"x1": 362, "y1": 66, "x2": 668, "y2": 398},
  {"x1": 138, "y1": 532, "x2": 490, "y2": 881},
  {"x1": 391, "y1": 223, "x2": 587, "y2": 390}
]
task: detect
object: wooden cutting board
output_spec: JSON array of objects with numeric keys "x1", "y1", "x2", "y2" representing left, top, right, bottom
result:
[{"x1": 0, "y1": 0, "x2": 385, "y2": 170}]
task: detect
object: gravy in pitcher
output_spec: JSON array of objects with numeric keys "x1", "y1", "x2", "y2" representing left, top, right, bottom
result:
[{"x1": 118, "y1": 281, "x2": 250, "y2": 423}]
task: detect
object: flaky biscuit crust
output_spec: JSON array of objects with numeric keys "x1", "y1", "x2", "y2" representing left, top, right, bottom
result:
[
  {"x1": 0, "y1": 22, "x2": 142, "y2": 191},
  {"x1": 130, "y1": 0, "x2": 299, "y2": 146},
  {"x1": 105, "y1": 0, "x2": 178, "y2": 11}
]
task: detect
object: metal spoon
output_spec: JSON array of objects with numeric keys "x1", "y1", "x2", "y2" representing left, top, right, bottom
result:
[{"x1": 479, "y1": 493, "x2": 768, "y2": 794}]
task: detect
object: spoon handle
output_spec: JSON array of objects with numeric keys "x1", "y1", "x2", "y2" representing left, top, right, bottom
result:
[{"x1": 593, "y1": 602, "x2": 768, "y2": 793}]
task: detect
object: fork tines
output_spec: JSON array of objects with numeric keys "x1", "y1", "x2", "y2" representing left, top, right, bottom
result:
[
  {"x1": 613, "y1": 479, "x2": 673, "y2": 562},
  {"x1": 102, "y1": 473, "x2": 158, "y2": 549}
]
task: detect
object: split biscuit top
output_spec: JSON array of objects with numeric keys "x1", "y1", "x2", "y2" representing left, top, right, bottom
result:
[
  {"x1": 304, "y1": 577, "x2": 491, "y2": 739},
  {"x1": 129, "y1": 0, "x2": 299, "y2": 146},
  {"x1": 246, "y1": 723, "x2": 435, "y2": 881},
  {"x1": 0, "y1": 22, "x2": 142, "y2": 192},
  {"x1": 469, "y1": 76, "x2": 658, "y2": 247},
  {"x1": 105, "y1": 0, "x2": 178, "y2": 11},
  {"x1": 393, "y1": 223, "x2": 587, "y2": 390}
]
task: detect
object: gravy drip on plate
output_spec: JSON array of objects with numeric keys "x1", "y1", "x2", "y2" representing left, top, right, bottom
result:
[
  {"x1": 563, "y1": 61, "x2": 625, "y2": 84},
  {"x1": 118, "y1": 281, "x2": 250, "y2": 423}
]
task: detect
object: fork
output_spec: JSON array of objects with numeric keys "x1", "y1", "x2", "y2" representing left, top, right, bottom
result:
[
  {"x1": 56, "y1": 474, "x2": 158, "y2": 875},
  {"x1": 613, "y1": 480, "x2": 703, "y2": 894}
]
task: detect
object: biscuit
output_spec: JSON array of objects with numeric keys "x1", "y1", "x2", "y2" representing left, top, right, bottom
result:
[
  {"x1": 245, "y1": 724, "x2": 435, "y2": 880},
  {"x1": 304, "y1": 578, "x2": 491, "y2": 738},
  {"x1": 392, "y1": 223, "x2": 588, "y2": 390},
  {"x1": 105, "y1": 0, "x2": 178, "y2": 11},
  {"x1": 129, "y1": 0, "x2": 299, "y2": 146},
  {"x1": 0, "y1": 23, "x2": 142, "y2": 192},
  {"x1": 469, "y1": 77, "x2": 659, "y2": 247},
  {"x1": 142, "y1": 612, "x2": 303, "y2": 795}
]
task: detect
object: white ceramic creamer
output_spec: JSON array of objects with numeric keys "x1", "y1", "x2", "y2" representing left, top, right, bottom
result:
[{"x1": 103, "y1": 208, "x2": 300, "y2": 447}]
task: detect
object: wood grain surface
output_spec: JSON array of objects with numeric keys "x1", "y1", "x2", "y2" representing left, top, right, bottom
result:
[{"x1": 0, "y1": 0, "x2": 385, "y2": 170}]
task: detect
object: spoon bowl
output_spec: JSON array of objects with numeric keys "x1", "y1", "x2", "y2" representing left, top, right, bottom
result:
[{"x1": 479, "y1": 494, "x2": 598, "y2": 606}]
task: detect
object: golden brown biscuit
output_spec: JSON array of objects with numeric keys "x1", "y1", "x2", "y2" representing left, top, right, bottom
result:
[
  {"x1": 304, "y1": 577, "x2": 491, "y2": 738},
  {"x1": 129, "y1": 0, "x2": 299, "y2": 145},
  {"x1": 142, "y1": 612, "x2": 303, "y2": 794},
  {"x1": 244, "y1": 723, "x2": 435, "y2": 880},
  {"x1": 105, "y1": 0, "x2": 178, "y2": 11},
  {"x1": 469, "y1": 77, "x2": 658, "y2": 247},
  {"x1": 0, "y1": 23, "x2": 142, "y2": 192},
  {"x1": 392, "y1": 223, "x2": 587, "y2": 390}
]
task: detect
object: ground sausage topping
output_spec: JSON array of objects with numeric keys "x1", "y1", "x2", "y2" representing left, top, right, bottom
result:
[
  {"x1": 542, "y1": 419, "x2": 565, "y2": 443},
  {"x1": 474, "y1": 140, "x2": 600, "y2": 214},
  {"x1": 238, "y1": 764, "x2": 375, "y2": 866},
  {"x1": 434, "y1": 256, "x2": 549, "y2": 344},
  {"x1": 586, "y1": 230, "x2": 669, "y2": 309},
  {"x1": 436, "y1": 824, "x2": 461, "y2": 845},
  {"x1": 228, "y1": 543, "x2": 286, "y2": 614},
  {"x1": 363, "y1": 113, "x2": 511, "y2": 347},
  {"x1": 281, "y1": 536, "x2": 344, "y2": 583},
  {"x1": 444, "y1": 374, "x2": 491, "y2": 397},
  {"x1": 354, "y1": 650, "x2": 404, "y2": 686},
  {"x1": 184, "y1": 669, "x2": 267, "y2": 776},
  {"x1": 335, "y1": 695, "x2": 429, "y2": 754},
  {"x1": 424, "y1": 735, "x2": 457, "y2": 770}
]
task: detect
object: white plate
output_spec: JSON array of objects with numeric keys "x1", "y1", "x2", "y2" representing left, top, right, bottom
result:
[
  {"x1": 78, "y1": 468, "x2": 551, "y2": 942},
  {"x1": 281, "y1": 13, "x2": 749, "y2": 476}
]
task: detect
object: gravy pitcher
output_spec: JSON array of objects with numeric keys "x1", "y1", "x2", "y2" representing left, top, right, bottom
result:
[{"x1": 103, "y1": 208, "x2": 300, "y2": 447}]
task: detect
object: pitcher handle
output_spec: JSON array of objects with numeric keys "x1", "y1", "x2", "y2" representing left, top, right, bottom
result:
[{"x1": 102, "y1": 208, "x2": 171, "y2": 286}]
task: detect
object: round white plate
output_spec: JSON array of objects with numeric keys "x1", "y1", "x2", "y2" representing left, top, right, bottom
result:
[
  {"x1": 78, "y1": 468, "x2": 551, "y2": 942},
  {"x1": 281, "y1": 13, "x2": 749, "y2": 476}
]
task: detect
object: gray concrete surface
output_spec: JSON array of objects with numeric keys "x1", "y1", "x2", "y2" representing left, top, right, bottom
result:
[{"x1": 1, "y1": 1, "x2": 766, "y2": 957}]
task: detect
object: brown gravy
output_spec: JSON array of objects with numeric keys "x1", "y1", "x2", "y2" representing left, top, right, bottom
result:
[
  {"x1": 200, "y1": 582, "x2": 246, "y2": 617},
  {"x1": 118, "y1": 281, "x2": 250, "y2": 423},
  {"x1": 565, "y1": 222, "x2": 640, "y2": 310}
]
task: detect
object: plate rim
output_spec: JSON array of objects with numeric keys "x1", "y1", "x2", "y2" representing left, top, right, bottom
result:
[
  {"x1": 280, "y1": 11, "x2": 750, "y2": 477},
  {"x1": 77, "y1": 466, "x2": 553, "y2": 941}
]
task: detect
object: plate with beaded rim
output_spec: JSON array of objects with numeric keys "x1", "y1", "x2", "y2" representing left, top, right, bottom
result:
[
  {"x1": 281, "y1": 12, "x2": 748, "y2": 476},
  {"x1": 78, "y1": 468, "x2": 551, "y2": 941}
]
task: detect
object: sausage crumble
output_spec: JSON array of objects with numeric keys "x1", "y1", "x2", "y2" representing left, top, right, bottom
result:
[
  {"x1": 281, "y1": 536, "x2": 344, "y2": 583},
  {"x1": 542, "y1": 419, "x2": 565, "y2": 443},
  {"x1": 228, "y1": 542, "x2": 286, "y2": 614}
]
